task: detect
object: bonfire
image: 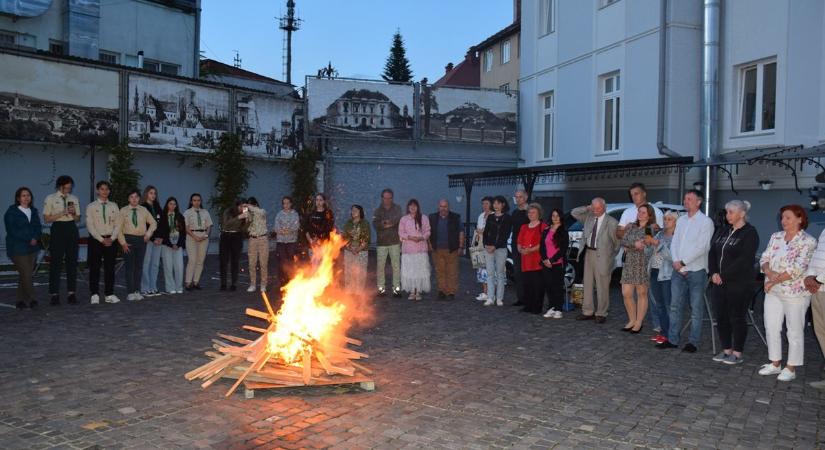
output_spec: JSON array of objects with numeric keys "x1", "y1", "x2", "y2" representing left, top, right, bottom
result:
[{"x1": 185, "y1": 233, "x2": 374, "y2": 397}]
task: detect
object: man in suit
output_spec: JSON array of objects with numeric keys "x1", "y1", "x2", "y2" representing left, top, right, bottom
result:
[
  {"x1": 571, "y1": 197, "x2": 619, "y2": 323},
  {"x1": 428, "y1": 199, "x2": 465, "y2": 299}
]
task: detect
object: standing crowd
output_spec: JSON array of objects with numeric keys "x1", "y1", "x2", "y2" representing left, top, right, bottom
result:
[{"x1": 5, "y1": 178, "x2": 825, "y2": 388}]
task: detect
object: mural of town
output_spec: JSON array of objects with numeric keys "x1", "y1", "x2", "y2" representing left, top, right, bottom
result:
[
  {"x1": 0, "y1": 53, "x2": 119, "y2": 144},
  {"x1": 128, "y1": 75, "x2": 230, "y2": 151},
  {"x1": 307, "y1": 78, "x2": 414, "y2": 139},
  {"x1": 236, "y1": 92, "x2": 303, "y2": 158},
  {"x1": 421, "y1": 85, "x2": 517, "y2": 144}
]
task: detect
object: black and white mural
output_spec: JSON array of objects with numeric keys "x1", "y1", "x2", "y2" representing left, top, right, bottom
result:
[
  {"x1": 0, "y1": 53, "x2": 119, "y2": 145},
  {"x1": 236, "y1": 92, "x2": 303, "y2": 158},
  {"x1": 421, "y1": 85, "x2": 517, "y2": 144},
  {"x1": 128, "y1": 75, "x2": 230, "y2": 151},
  {"x1": 307, "y1": 78, "x2": 414, "y2": 139}
]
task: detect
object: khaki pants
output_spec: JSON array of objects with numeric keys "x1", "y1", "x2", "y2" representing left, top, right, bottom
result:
[
  {"x1": 248, "y1": 236, "x2": 269, "y2": 287},
  {"x1": 185, "y1": 235, "x2": 209, "y2": 284},
  {"x1": 376, "y1": 244, "x2": 401, "y2": 290},
  {"x1": 810, "y1": 292, "x2": 825, "y2": 361},
  {"x1": 433, "y1": 249, "x2": 459, "y2": 295},
  {"x1": 583, "y1": 250, "x2": 611, "y2": 317}
]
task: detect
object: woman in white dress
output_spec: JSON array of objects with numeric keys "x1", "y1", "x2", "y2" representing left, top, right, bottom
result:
[{"x1": 399, "y1": 199, "x2": 431, "y2": 300}]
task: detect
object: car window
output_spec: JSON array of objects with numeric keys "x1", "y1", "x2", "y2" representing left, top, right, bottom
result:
[
  {"x1": 609, "y1": 209, "x2": 624, "y2": 222},
  {"x1": 568, "y1": 222, "x2": 582, "y2": 232}
]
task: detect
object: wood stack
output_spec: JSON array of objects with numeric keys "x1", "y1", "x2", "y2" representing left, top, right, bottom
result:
[{"x1": 185, "y1": 293, "x2": 374, "y2": 397}]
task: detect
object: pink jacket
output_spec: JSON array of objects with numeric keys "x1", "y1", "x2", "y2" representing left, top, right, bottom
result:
[{"x1": 399, "y1": 214, "x2": 431, "y2": 254}]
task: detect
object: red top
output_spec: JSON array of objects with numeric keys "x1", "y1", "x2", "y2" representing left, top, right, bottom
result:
[{"x1": 518, "y1": 222, "x2": 548, "y2": 272}]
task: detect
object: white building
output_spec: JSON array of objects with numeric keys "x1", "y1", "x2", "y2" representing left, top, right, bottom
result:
[
  {"x1": 516, "y1": 0, "x2": 825, "y2": 235},
  {"x1": 0, "y1": 0, "x2": 200, "y2": 77}
]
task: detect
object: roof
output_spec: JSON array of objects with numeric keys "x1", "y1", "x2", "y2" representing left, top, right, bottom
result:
[
  {"x1": 434, "y1": 54, "x2": 480, "y2": 88},
  {"x1": 200, "y1": 59, "x2": 291, "y2": 86},
  {"x1": 473, "y1": 21, "x2": 520, "y2": 52}
]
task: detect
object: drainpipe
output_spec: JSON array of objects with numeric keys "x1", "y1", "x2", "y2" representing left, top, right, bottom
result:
[
  {"x1": 701, "y1": 0, "x2": 721, "y2": 215},
  {"x1": 657, "y1": 0, "x2": 681, "y2": 159},
  {"x1": 193, "y1": 0, "x2": 201, "y2": 78}
]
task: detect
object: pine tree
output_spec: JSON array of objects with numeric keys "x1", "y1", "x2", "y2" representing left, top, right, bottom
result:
[
  {"x1": 381, "y1": 30, "x2": 413, "y2": 82},
  {"x1": 106, "y1": 141, "x2": 142, "y2": 208}
]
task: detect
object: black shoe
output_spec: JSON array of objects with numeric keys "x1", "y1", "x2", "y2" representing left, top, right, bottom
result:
[
  {"x1": 621, "y1": 326, "x2": 633, "y2": 332},
  {"x1": 656, "y1": 342, "x2": 678, "y2": 349},
  {"x1": 594, "y1": 316, "x2": 607, "y2": 324},
  {"x1": 447, "y1": 293, "x2": 455, "y2": 300},
  {"x1": 50, "y1": 295, "x2": 60, "y2": 306},
  {"x1": 576, "y1": 314, "x2": 594, "y2": 321},
  {"x1": 67, "y1": 293, "x2": 77, "y2": 304},
  {"x1": 29, "y1": 300, "x2": 38, "y2": 309},
  {"x1": 219, "y1": 286, "x2": 227, "y2": 291},
  {"x1": 15, "y1": 301, "x2": 27, "y2": 310},
  {"x1": 682, "y1": 343, "x2": 698, "y2": 353},
  {"x1": 392, "y1": 288, "x2": 402, "y2": 298},
  {"x1": 630, "y1": 326, "x2": 644, "y2": 334},
  {"x1": 185, "y1": 284, "x2": 193, "y2": 291},
  {"x1": 229, "y1": 285, "x2": 237, "y2": 292},
  {"x1": 438, "y1": 291, "x2": 446, "y2": 299},
  {"x1": 512, "y1": 302, "x2": 524, "y2": 307},
  {"x1": 194, "y1": 284, "x2": 202, "y2": 290},
  {"x1": 377, "y1": 289, "x2": 387, "y2": 297}
]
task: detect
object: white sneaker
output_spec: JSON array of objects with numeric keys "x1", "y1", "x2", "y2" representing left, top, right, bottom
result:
[
  {"x1": 260, "y1": 286, "x2": 267, "y2": 293},
  {"x1": 777, "y1": 368, "x2": 796, "y2": 382},
  {"x1": 758, "y1": 363, "x2": 782, "y2": 376},
  {"x1": 543, "y1": 307, "x2": 556, "y2": 318},
  {"x1": 130, "y1": 292, "x2": 143, "y2": 301},
  {"x1": 476, "y1": 293, "x2": 488, "y2": 301},
  {"x1": 483, "y1": 299, "x2": 494, "y2": 306},
  {"x1": 247, "y1": 285, "x2": 257, "y2": 293},
  {"x1": 553, "y1": 310, "x2": 563, "y2": 319},
  {"x1": 104, "y1": 295, "x2": 120, "y2": 304},
  {"x1": 126, "y1": 293, "x2": 136, "y2": 301},
  {"x1": 90, "y1": 294, "x2": 100, "y2": 305},
  {"x1": 495, "y1": 299, "x2": 503, "y2": 306}
]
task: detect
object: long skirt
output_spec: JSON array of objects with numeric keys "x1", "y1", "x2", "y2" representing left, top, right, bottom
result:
[{"x1": 401, "y1": 252, "x2": 431, "y2": 293}]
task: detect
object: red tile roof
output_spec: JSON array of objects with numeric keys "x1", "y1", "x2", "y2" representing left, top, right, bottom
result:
[{"x1": 434, "y1": 53, "x2": 480, "y2": 88}]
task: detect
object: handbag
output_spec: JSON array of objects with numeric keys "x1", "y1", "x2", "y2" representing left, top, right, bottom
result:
[{"x1": 470, "y1": 234, "x2": 487, "y2": 269}]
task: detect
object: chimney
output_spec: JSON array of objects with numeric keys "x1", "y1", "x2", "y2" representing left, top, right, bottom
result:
[
  {"x1": 138, "y1": 50, "x2": 144, "y2": 68},
  {"x1": 514, "y1": 0, "x2": 521, "y2": 23},
  {"x1": 445, "y1": 62, "x2": 454, "y2": 74}
]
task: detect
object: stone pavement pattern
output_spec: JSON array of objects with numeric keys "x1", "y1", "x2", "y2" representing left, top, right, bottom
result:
[{"x1": 0, "y1": 256, "x2": 823, "y2": 449}]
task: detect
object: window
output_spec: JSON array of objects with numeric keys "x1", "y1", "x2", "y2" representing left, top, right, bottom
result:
[
  {"x1": 500, "y1": 83, "x2": 510, "y2": 92},
  {"x1": 738, "y1": 59, "x2": 776, "y2": 133},
  {"x1": 49, "y1": 40, "x2": 65, "y2": 55},
  {"x1": 0, "y1": 31, "x2": 15, "y2": 47},
  {"x1": 160, "y1": 63, "x2": 179, "y2": 75},
  {"x1": 542, "y1": 92, "x2": 555, "y2": 159},
  {"x1": 143, "y1": 60, "x2": 159, "y2": 72},
  {"x1": 99, "y1": 50, "x2": 119, "y2": 65},
  {"x1": 501, "y1": 40, "x2": 511, "y2": 64},
  {"x1": 600, "y1": 72, "x2": 621, "y2": 152},
  {"x1": 143, "y1": 59, "x2": 180, "y2": 75},
  {"x1": 484, "y1": 49, "x2": 493, "y2": 72},
  {"x1": 540, "y1": 0, "x2": 555, "y2": 35}
]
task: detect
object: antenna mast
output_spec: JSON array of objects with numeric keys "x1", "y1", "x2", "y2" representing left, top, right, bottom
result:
[{"x1": 278, "y1": 0, "x2": 302, "y2": 84}]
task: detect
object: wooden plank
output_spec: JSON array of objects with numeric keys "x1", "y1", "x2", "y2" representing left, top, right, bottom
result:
[
  {"x1": 242, "y1": 325, "x2": 268, "y2": 334},
  {"x1": 185, "y1": 353, "x2": 233, "y2": 380},
  {"x1": 217, "y1": 333, "x2": 253, "y2": 345},
  {"x1": 225, "y1": 350, "x2": 268, "y2": 397},
  {"x1": 349, "y1": 361, "x2": 374, "y2": 375},
  {"x1": 261, "y1": 292, "x2": 277, "y2": 319},
  {"x1": 302, "y1": 352, "x2": 312, "y2": 385},
  {"x1": 245, "y1": 308, "x2": 270, "y2": 321}
]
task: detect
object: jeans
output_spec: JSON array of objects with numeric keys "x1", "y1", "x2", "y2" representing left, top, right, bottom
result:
[
  {"x1": 161, "y1": 246, "x2": 184, "y2": 292},
  {"x1": 485, "y1": 248, "x2": 507, "y2": 301},
  {"x1": 712, "y1": 282, "x2": 753, "y2": 353},
  {"x1": 141, "y1": 240, "x2": 162, "y2": 293},
  {"x1": 219, "y1": 232, "x2": 243, "y2": 287},
  {"x1": 276, "y1": 242, "x2": 298, "y2": 287},
  {"x1": 123, "y1": 235, "x2": 146, "y2": 294},
  {"x1": 88, "y1": 238, "x2": 116, "y2": 296},
  {"x1": 376, "y1": 244, "x2": 401, "y2": 290},
  {"x1": 48, "y1": 221, "x2": 79, "y2": 295},
  {"x1": 649, "y1": 269, "x2": 671, "y2": 336},
  {"x1": 668, "y1": 269, "x2": 707, "y2": 346},
  {"x1": 542, "y1": 264, "x2": 565, "y2": 311}
]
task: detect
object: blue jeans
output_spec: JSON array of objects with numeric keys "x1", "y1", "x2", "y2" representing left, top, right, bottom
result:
[
  {"x1": 649, "y1": 269, "x2": 671, "y2": 336},
  {"x1": 668, "y1": 269, "x2": 707, "y2": 346},
  {"x1": 141, "y1": 240, "x2": 162, "y2": 293},
  {"x1": 485, "y1": 248, "x2": 508, "y2": 301}
]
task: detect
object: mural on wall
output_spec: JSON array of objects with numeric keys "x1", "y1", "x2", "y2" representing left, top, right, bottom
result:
[
  {"x1": 421, "y1": 85, "x2": 517, "y2": 144},
  {"x1": 0, "y1": 53, "x2": 119, "y2": 145},
  {"x1": 236, "y1": 92, "x2": 303, "y2": 158},
  {"x1": 307, "y1": 77, "x2": 414, "y2": 139},
  {"x1": 128, "y1": 74, "x2": 230, "y2": 151}
]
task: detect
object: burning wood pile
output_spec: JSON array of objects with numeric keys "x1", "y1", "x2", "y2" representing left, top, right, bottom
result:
[{"x1": 185, "y1": 234, "x2": 374, "y2": 397}]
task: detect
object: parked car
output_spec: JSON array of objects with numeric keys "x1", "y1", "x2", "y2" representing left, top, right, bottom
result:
[{"x1": 565, "y1": 201, "x2": 686, "y2": 284}]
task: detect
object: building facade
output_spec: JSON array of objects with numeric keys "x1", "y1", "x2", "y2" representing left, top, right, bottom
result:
[
  {"x1": 0, "y1": 0, "x2": 200, "y2": 77},
  {"x1": 517, "y1": 0, "x2": 825, "y2": 238}
]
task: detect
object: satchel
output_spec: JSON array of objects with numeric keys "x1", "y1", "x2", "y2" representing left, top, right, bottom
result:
[{"x1": 470, "y1": 234, "x2": 487, "y2": 269}]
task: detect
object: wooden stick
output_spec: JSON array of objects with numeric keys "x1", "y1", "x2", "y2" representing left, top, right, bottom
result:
[
  {"x1": 349, "y1": 360, "x2": 374, "y2": 375},
  {"x1": 302, "y1": 351, "x2": 312, "y2": 385},
  {"x1": 242, "y1": 325, "x2": 268, "y2": 334},
  {"x1": 217, "y1": 333, "x2": 253, "y2": 345},
  {"x1": 225, "y1": 350, "x2": 268, "y2": 397},
  {"x1": 261, "y1": 292, "x2": 276, "y2": 319},
  {"x1": 245, "y1": 308, "x2": 271, "y2": 321}
]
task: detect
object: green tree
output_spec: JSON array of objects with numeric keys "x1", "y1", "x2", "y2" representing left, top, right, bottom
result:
[
  {"x1": 288, "y1": 143, "x2": 321, "y2": 217},
  {"x1": 106, "y1": 141, "x2": 142, "y2": 207},
  {"x1": 195, "y1": 133, "x2": 250, "y2": 223},
  {"x1": 381, "y1": 30, "x2": 413, "y2": 82}
]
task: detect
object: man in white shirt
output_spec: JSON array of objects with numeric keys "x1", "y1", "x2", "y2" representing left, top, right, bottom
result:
[
  {"x1": 657, "y1": 189, "x2": 714, "y2": 352},
  {"x1": 617, "y1": 182, "x2": 664, "y2": 239},
  {"x1": 804, "y1": 229, "x2": 825, "y2": 390}
]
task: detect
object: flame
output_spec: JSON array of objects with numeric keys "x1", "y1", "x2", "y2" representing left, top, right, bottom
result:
[{"x1": 266, "y1": 233, "x2": 347, "y2": 364}]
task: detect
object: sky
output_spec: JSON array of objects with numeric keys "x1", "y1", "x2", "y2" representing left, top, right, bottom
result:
[{"x1": 200, "y1": 0, "x2": 514, "y2": 85}]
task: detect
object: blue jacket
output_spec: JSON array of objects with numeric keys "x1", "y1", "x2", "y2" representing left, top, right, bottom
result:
[{"x1": 4, "y1": 204, "x2": 42, "y2": 258}]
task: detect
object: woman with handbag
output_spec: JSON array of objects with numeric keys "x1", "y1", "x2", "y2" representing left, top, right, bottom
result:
[{"x1": 472, "y1": 197, "x2": 493, "y2": 301}]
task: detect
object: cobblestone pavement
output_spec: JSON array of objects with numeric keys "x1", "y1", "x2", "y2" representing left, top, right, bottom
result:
[{"x1": 0, "y1": 255, "x2": 823, "y2": 449}]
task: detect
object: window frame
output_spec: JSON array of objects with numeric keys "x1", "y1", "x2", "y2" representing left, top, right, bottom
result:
[
  {"x1": 735, "y1": 57, "x2": 777, "y2": 136},
  {"x1": 484, "y1": 49, "x2": 493, "y2": 72},
  {"x1": 48, "y1": 39, "x2": 66, "y2": 55},
  {"x1": 0, "y1": 31, "x2": 15, "y2": 47},
  {"x1": 539, "y1": 0, "x2": 555, "y2": 36},
  {"x1": 501, "y1": 40, "x2": 511, "y2": 65},
  {"x1": 99, "y1": 50, "x2": 120, "y2": 65},
  {"x1": 540, "y1": 91, "x2": 555, "y2": 160},
  {"x1": 599, "y1": 72, "x2": 621, "y2": 153}
]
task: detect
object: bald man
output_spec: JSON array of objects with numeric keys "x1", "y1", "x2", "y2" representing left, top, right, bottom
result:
[
  {"x1": 429, "y1": 199, "x2": 465, "y2": 299},
  {"x1": 572, "y1": 197, "x2": 619, "y2": 323}
]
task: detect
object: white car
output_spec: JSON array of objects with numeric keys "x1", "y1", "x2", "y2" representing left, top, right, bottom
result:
[{"x1": 566, "y1": 201, "x2": 686, "y2": 283}]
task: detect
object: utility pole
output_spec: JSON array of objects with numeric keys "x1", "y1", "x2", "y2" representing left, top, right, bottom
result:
[{"x1": 278, "y1": 0, "x2": 301, "y2": 85}]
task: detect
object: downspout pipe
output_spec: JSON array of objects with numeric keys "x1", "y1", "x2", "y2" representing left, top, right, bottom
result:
[
  {"x1": 657, "y1": 0, "x2": 682, "y2": 158},
  {"x1": 701, "y1": 0, "x2": 721, "y2": 215}
]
